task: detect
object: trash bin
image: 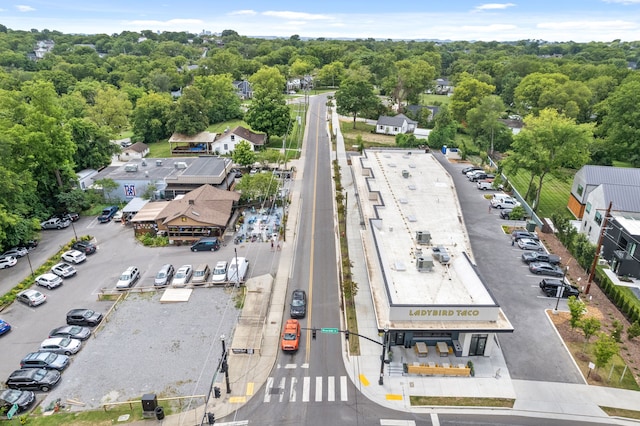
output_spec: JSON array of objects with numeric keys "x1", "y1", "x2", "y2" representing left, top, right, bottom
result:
[
  {"x1": 155, "y1": 406, "x2": 165, "y2": 420},
  {"x1": 441, "y1": 145, "x2": 447, "y2": 154},
  {"x1": 526, "y1": 221, "x2": 536, "y2": 232}
]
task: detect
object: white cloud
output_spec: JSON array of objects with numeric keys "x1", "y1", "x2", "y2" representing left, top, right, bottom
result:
[
  {"x1": 461, "y1": 23, "x2": 517, "y2": 32},
  {"x1": 15, "y1": 5, "x2": 35, "y2": 12},
  {"x1": 474, "y1": 3, "x2": 516, "y2": 12},
  {"x1": 262, "y1": 11, "x2": 332, "y2": 21},
  {"x1": 228, "y1": 10, "x2": 257, "y2": 16},
  {"x1": 602, "y1": 0, "x2": 640, "y2": 4}
]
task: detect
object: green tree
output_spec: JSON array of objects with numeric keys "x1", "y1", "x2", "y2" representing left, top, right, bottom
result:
[
  {"x1": 234, "y1": 171, "x2": 278, "y2": 203},
  {"x1": 335, "y1": 77, "x2": 379, "y2": 129},
  {"x1": 167, "y1": 86, "x2": 209, "y2": 135},
  {"x1": 244, "y1": 94, "x2": 289, "y2": 141},
  {"x1": 450, "y1": 74, "x2": 495, "y2": 122},
  {"x1": 465, "y1": 95, "x2": 507, "y2": 154},
  {"x1": 94, "y1": 178, "x2": 119, "y2": 203},
  {"x1": 580, "y1": 317, "x2": 601, "y2": 344},
  {"x1": 385, "y1": 59, "x2": 436, "y2": 108},
  {"x1": 68, "y1": 117, "x2": 118, "y2": 170},
  {"x1": 250, "y1": 66, "x2": 286, "y2": 96},
  {"x1": 87, "y1": 85, "x2": 132, "y2": 136},
  {"x1": 56, "y1": 188, "x2": 91, "y2": 215},
  {"x1": 131, "y1": 92, "x2": 173, "y2": 143},
  {"x1": 628, "y1": 321, "x2": 640, "y2": 341},
  {"x1": 232, "y1": 140, "x2": 257, "y2": 167},
  {"x1": 598, "y1": 80, "x2": 640, "y2": 166},
  {"x1": 567, "y1": 296, "x2": 586, "y2": 330},
  {"x1": 593, "y1": 333, "x2": 619, "y2": 371},
  {"x1": 317, "y1": 61, "x2": 345, "y2": 87},
  {"x1": 428, "y1": 104, "x2": 457, "y2": 148},
  {"x1": 192, "y1": 74, "x2": 242, "y2": 124},
  {"x1": 502, "y1": 109, "x2": 593, "y2": 211}
]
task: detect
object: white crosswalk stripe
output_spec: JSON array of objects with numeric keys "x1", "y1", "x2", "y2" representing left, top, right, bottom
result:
[{"x1": 264, "y1": 375, "x2": 349, "y2": 403}]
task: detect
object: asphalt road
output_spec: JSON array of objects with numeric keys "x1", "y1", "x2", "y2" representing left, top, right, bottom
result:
[
  {"x1": 436, "y1": 156, "x2": 584, "y2": 384},
  {"x1": 0, "y1": 214, "x2": 282, "y2": 409}
]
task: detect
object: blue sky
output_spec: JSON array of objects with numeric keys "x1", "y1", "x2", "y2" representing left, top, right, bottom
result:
[{"x1": 1, "y1": 1, "x2": 640, "y2": 42}]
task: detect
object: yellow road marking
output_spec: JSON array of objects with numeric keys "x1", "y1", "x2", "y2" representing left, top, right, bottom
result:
[
  {"x1": 386, "y1": 394, "x2": 403, "y2": 401},
  {"x1": 228, "y1": 396, "x2": 246, "y2": 403},
  {"x1": 246, "y1": 382, "x2": 254, "y2": 396},
  {"x1": 359, "y1": 374, "x2": 370, "y2": 386}
]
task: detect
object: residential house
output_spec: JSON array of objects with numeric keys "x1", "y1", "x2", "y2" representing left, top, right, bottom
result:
[
  {"x1": 168, "y1": 132, "x2": 216, "y2": 156},
  {"x1": 601, "y1": 212, "x2": 640, "y2": 279},
  {"x1": 233, "y1": 80, "x2": 253, "y2": 99},
  {"x1": 212, "y1": 126, "x2": 266, "y2": 155},
  {"x1": 434, "y1": 78, "x2": 454, "y2": 95},
  {"x1": 375, "y1": 114, "x2": 418, "y2": 135},
  {"x1": 119, "y1": 142, "x2": 149, "y2": 161},
  {"x1": 568, "y1": 165, "x2": 640, "y2": 219},
  {"x1": 580, "y1": 184, "x2": 640, "y2": 244},
  {"x1": 498, "y1": 118, "x2": 524, "y2": 135},
  {"x1": 406, "y1": 105, "x2": 439, "y2": 123}
]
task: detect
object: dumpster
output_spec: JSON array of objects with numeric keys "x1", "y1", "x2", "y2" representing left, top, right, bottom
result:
[{"x1": 526, "y1": 221, "x2": 537, "y2": 232}]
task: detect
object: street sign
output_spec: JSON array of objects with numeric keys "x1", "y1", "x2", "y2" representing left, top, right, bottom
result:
[
  {"x1": 7, "y1": 403, "x2": 18, "y2": 419},
  {"x1": 321, "y1": 328, "x2": 339, "y2": 334}
]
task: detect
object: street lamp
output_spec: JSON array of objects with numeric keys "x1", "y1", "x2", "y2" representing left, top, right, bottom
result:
[
  {"x1": 220, "y1": 335, "x2": 231, "y2": 394},
  {"x1": 25, "y1": 250, "x2": 35, "y2": 278},
  {"x1": 378, "y1": 325, "x2": 389, "y2": 385},
  {"x1": 555, "y1": 266, "x2": 569, "y2": 313}
]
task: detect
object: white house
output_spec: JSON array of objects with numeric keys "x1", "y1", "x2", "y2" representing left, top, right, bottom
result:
[
  {"x1": 375, "y1": 114, "x2": 417, "y2": 136},
  {"x1": 212, "y1": 126, "x2": 266, "y2": 155},
  {"x1": 580, "y1": 184, "x2": 640, "y2": 244},
  {"x1": 119, "y1": 142, "x2": 149, "y2": 161}
]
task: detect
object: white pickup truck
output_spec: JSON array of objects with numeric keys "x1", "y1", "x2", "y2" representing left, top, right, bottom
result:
[
  {"x1": 491, "y1": 196, "x2": 521, "y2": 209},
  {"x1": 476, "y1": 180, "x2": 495, "y2": 190}
]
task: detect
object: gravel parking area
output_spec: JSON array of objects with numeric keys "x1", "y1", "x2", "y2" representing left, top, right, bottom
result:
[{"x1": 42, "y1": 287, "x2": 239, "y2": 411}]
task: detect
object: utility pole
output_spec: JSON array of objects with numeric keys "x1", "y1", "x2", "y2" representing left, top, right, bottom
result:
[{"x1": 221, "y1": 335, "x2": 231, "y2": 394}]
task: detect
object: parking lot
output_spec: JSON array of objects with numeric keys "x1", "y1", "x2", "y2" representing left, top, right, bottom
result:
[
  {"x1": 0, "y1": 214, "x2": 282, "y2": 410},
  {"x1": 438, "y1": 157, "x2": 585, "y2": 384}
]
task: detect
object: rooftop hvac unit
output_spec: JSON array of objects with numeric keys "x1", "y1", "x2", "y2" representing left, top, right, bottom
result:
[
  {"x1": 402, "y1": 170, "x2": 409, "y2": 178},
  {"x1": 141, "y1": 159, "x2": 147, "y2": 167},
  {"x1": 416, "y1": 231, "x2": 431, "y2": 245},
  {"x1": 124, "y1": 163, "x2": 138, "y2": 172},
  {"x1": 416, "y1": 256, "x2": 434, "y2": 272},
  {"x1": 175, "y1": 162, "x2": 187, "y2": 169},
  {"x1": 156, "y1": 160, "x2": 163, "y2": 167}
]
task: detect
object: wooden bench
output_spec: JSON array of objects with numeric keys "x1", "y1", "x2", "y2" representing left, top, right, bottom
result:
[{"x1": 406, "y1": 363, "x2": 471, "y2": 377}]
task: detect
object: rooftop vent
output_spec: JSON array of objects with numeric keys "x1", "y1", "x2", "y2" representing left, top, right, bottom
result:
[
  {"x1": 416, "y1": 256, "x2": 434, "y2": 272},
  {"x1": 402, "y1": 170, "x2": 409, "y2": 178},
  {"x1": 124, "y1": 163, "x2": 138, "y2": 172},
  {"x1": 416, "y1": 231, "x2": 431, "y2": 245},
  {"x1": 156, "y1": 160, "x2": 163, "y2": 167},
  {"x1": 175, "y1": 162, "x2": 188, "y2": 169},
  {"x1": 141, "y1": 159, "x2": 147, "y2": 167}
]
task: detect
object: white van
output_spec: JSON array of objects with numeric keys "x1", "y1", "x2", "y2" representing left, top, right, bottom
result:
[
  {"x1": 227, "y1": 257, "x2": 249, "y2": 283},
  {"x1": 211, "y1": 261, "x2": 228, "y2": 284}
]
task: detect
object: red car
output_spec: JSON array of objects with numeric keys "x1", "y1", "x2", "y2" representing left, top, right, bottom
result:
[{"x1": 281, "y1": 319, "x2": 301, "y2": 352}]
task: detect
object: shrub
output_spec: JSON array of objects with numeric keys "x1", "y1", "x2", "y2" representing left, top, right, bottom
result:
[
  {"x1": 611, "y1": 320, "x2": 623, "y2": 343},
  {"x1": 628, "y1": 321, "x2": 640, "y2": 341}
]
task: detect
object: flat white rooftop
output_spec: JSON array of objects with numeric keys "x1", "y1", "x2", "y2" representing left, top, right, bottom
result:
[{"x1": 353, "y1": 149, "x2": 512, "y2": 330}]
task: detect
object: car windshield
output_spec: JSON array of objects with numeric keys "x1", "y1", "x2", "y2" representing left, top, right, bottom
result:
[
  {"x1": 68, "y1": 326, "x2": 80, "y2": 333},
  {"x1": 194, "y1": 271, "x2": 204, "y2": 276},
  {"x1": 59, "y1": 338, "x2": 71, "y2": 347},
  {"x1": 3, "y1": 389, "x2": 21, "y2": 402},
  {"x1": 214, "y1": 268, "x2": 225, "y2": 274},
  {"x1": 292, "y1": 300, "x2": 304, "y2": 307},
  {"x1": 156, "y1": 271, "x2": 166, "y2": 278},
  {"x1": 120, "y1": 274, "x2": 131, "y2": 281},
  {"x1": 33, "y1": 369, "x2": 46, "y2": 380},
  {"x1": 44, "y1": 353, "x2": 56, "y2": 362},
  {"x1": 176, "y1": 272, "x2": 186, "y2": 278},
  {"x1": 82, "y1": 310, "x2": 94, "y2": 318},
  {"x1": 284, "y1": 333, "x2": 297, "y2": 340}
]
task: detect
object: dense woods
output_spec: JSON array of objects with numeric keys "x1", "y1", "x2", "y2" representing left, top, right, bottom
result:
[{"x1": 0, "y1": 24, "x2": 639, "y2": 247}]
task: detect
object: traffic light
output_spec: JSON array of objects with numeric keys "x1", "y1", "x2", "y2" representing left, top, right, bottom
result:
[
  {"x1": 312, "y1": 328, "x2": 317, "y2": 339},
  {"x1": 207, "y1": 412, "x2": 216, "y2": 424},
  {"x1": 214, "y1": 386, "x2": 221, "y2": 398},
  {"x1": 344, "y1": 330, "x2": 349, "y2": 340}
]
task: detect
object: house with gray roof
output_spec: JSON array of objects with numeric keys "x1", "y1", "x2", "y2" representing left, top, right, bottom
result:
[
  {"x1": 375, "y1": 114, "x2": 418, "y2": 136},
  {"x1": 212, "y1": 126, "x2": 267, "y2": 154},
  {"x1": 568, "y1": 165, "x2": 640, "y2": 219},
  {"x1": 581, "y1": 184, "x2": 640, "y2": 244}
]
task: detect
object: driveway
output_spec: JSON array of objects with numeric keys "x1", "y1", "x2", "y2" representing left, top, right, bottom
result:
[{"x1": 436, "y1": 155, "x2": 584, "y2": 384}]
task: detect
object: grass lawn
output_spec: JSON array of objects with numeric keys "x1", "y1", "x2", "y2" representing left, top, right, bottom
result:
[
  {"x1": 410, "y1": 396, "x2": 515, "y2": 407},
  {"x1": 22, "y1": 405, "x2": 150, "y2": 425},
  {"x1": 146, "y1": 140, "x2": 172, "y2": 158},
  {"x1": 207, "y1": 119, "x2": 248, "y2": 133},
  {"x1": 115, "y1": 130, "x2": 133, "y2": 139},
  {"x1": 507, "y1": 169, "x2": 574, "y2": 219},
  {"x1": 419, "y1": 94, "x2": 451, "y2": 105}
]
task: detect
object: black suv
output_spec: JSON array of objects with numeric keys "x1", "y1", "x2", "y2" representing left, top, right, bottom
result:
[
  {"x1": 6, "y1": 368, "x2": 61, "y2": 392},
  {"x1": 290, "y1": 289, "x2": 307, "y2": 318},
  {"x1": 539, "y1": 279, "x2": 580, "y2": 298},
  {"x1": 72, "y1": 241, "x2": 97, "y2": 255},
  {"x1": 20, "y1": 352, "x2": 69, "y2": 371},
  {"x1": 66, "y1": 308, "x2": 103, "y2": 326}
]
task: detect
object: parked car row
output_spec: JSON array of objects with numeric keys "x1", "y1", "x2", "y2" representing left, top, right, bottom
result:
[
  {"x1": 0, "y1": 244, "x2": 35, "y2": 270},
  {"x1": 4, "y1": 309, "x2": 102, "y2": 412},
  {"x1": 150, "y1": 256, "x2": 250, "y2": 289}
]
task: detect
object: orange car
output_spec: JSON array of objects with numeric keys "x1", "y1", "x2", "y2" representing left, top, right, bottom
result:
[{"x1": 281, "y1": 319, "x2": 301, "y2": 352}]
